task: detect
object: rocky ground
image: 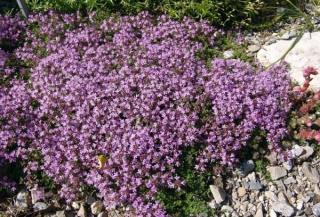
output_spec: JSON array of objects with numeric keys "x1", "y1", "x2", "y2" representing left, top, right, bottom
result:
[{"x1": 209, "y1": 144, "x2": 320, "y2": 217}]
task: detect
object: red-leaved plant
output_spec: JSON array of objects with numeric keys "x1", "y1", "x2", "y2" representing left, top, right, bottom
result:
[{"x1": 293, "y1": 67, "x2": 320, "y2": 143}]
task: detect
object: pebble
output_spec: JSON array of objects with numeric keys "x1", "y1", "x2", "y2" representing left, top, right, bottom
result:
[
  {"x1": 33, "y1": 202, "x2": 49, "y2": 211},
  {"x1": 248, "y1": 181, "x2": 263, "y2": 191},
  {"x1": 254, "y1": 205, "x2": 264, "y2": 217},
  {"x1": 247, "y1": 45, "x2": 261, "y2": 53},
  {"x1": 267, "y1": 166, "x2": 287, "y2": 180},
  {"x1": 15, "y1": 191, "x2": 30, "y2": 208},
  {"x1": 299, "y1": 146, "x2": 314, "y2": 160},
  {"x1": 284, "y1": 177, "x2": 296, "y2": 185},
  {"x1": 272, "y1": 202, "x2": 295, "y2": 217},
  {"x1": 210, "y1": 185, "x2": 226, "y2": 204},
  {"x1": 240, "y1": 160, "x2": 255, "y2": 176},
  {"x1": 237, "y1": 187, "x2": 246, "y2": 197},
  {"x1": 301, "y1": 162, "x2": 320, "y2": 183},
  {"x1": 90, "y1": 201, "x2": 104, "y2": 215},
  {"x1": 77, "y1": 204, "x2": 87, "y2": 217},
  {"x1": 313, "y1": 203, "x2": 320, "y2": 217},
  {"x1": 223, "y1": 50, "x2": 234, "y2": 59}
]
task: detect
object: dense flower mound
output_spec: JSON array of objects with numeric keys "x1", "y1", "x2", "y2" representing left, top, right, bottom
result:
[{"x1": 1, "y1": 12, "x2": 293, "y2": 216}]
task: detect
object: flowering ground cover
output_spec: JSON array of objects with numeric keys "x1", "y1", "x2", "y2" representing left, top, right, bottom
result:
[{"x1": 1, "y1": 9, "x2": 318, "y2": 216}]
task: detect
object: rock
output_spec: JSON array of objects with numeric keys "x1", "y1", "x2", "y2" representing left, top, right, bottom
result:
[
  {"x1": 299, "y1": 146, "x2": 314, "y2": 160},
  {"x1": 272, "y1": 202, "x2": 295, "y2": 217},
  {"x1": 267, "y1": 166, "x2": 287, "y2": 180},
  {"x1": 283, "y1": 160, "x2": 293, "y2": 171},
  {"x1": 72, "y1": 201, "x2": 81, "y2": 210},
  {"x1": 15, "y1": 190, "x2": 31, "y2": 208},
  {"x1": 97, "y1": 212, "x2": 108, "y2": 217},
  {"x1": 223, "y1": 50, "x2": 234, "y2": 59},
  {"x1": 237, "y1": 187, "x2": 246, "y2": 197},
  {"x1": 257, "y1": 32, "x2": 320, "y2": 91},
  {"x1": 33, "y1": 202, "x2": 49, "y2": 211},
  {"x1": 77, "y1": 204, "x2": 87, "y2": 217},
  {"x1": 291, "y1": 145, "x2": 304, "y2": 158},
  {"x1": 248, "y1": 181, "x2": 263, "y2": 190},
  {"x1": 265, "y1": 191, "x2": 278, "y2": 202},
  {"x1": 255, "y1": 206, "x2": 264, "y2": 217},
  {"x1": 55, "y1": 211, "x2": 74, "y2": 217},
  {"x1": 210, "y1": 185, "x2": 226, "y2": 204},
  {"x1": 313, "y1": 203, "x2": 320, "y2": 217},
  {"x1": 221, "y1": 205, "x2": 234, "y2": 213},
  {"x1": 266, "y1": 152, "x2": 278, "y2": 165},
  {"x1": 248, "y1": 45, "x2": 260, "y2": 53},
  {"x1": 240, "y1": 160, "x2": 255, "y2": 177},
  {"x1": 301, "y1": 162, "x2": 320, "y2": 183},
  {"x1": 281, "y1": 31, "x2": 297, "y2": 40},
  {"x1": 208, "y1": 200, "x2": 219, "y2": 209},
  {"x1": 90, "y1": 201, "x2": 104, "y2": 215},
  {"x1": 296, "y1": 200, "x2": 304, "y2": 210},
  {"x1": 269, "y1": 209, "x2": 277, "y2": 217},
  {"x1": 284, "y1": 177, "x2": 296, "y2": 185}
]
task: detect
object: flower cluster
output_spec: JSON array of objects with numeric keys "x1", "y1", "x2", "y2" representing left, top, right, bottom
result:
[{"x1": 1, "y1": 12, "x2": 293, "y2": 216}]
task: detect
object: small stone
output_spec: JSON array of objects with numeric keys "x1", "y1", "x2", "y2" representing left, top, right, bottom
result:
[
  {"x1": 223, "y1": 50, "x2": 234, "y2": 59},
  {"x1": 296, "y1": 200, "x2": 304, "y2": 210},
  {"x1": 237, "y1": 187, "x2": 246, "y2": 197},
  {"x1": 240, "y1": 160, "x2": 255, "y2": 176},
  {"x1": 283, "y1": 160, "x2": 293, "y2": 171},
  {"x1": 272, "y1": 202, "x2": 295, "y2": 217},
  {"x1": 277, "y1": 191, "x2": 288, "y2": 202},
  {"x1": 210, "y1": 185, "x2": 226, "y2": 204},
  {"x1": 248, "y1": 181, "x2": 263, "y2": 191},
  {"x1": 266, "y1": 152, "x2": 278, "y2": 165},
  {"x1": 33, "y1": 202, "x2": 49, "y2": 211},
  {"x1": 255, "y1": 206, "x2": 264, "y2": 217},
  {"x1": 55, "y1": 211, "x2": 71, "y2": 217},
  {"x1": 97, "y1": 212, "x2": 108, "y2": 217},
  {"x1": 291, "y1": 145, "x2": 304, "y2": 158},
  {"x1": 284, "y1": 177, "x2": 296, "y2": 185},
  {"x1": 269, "y1": 209, "x2": 277, "y2": 217},
  {"x1": 267, "y1": 166, "x2": 287, "y2": 180},
  {"x1": 221, "y1": 205, "x2": 234, "y2": 213},
  {"x1": 15, "y1": 191, "x2": 31, "y2": 208},
  {"x1": 208, "y1": 200, "x2": 219, "y2": 209},
  {"x1": 77, "y1": 204, "x2": 87, "y2": 217},
  {"x1": 281, "y1": 31, "x2": 297, "y2": 40},
  {"x1": 72, "y1": 201, "x2": 81, "y2": 210},
  {"x1": 90, "y1": 201, "x2": 104, "y2": 215},
  {"x1": 313, "y1": 203, "x2": 320, "y2": 217},
  {"x1": 301, "y1": 162, "x2": 320, "y2": 183},
  {"x1": 265, "y1": 191, "x2": 278, "y2": 202},
  {"x1": 300, "y1": 146, "x2": 314, "y2": 160},
  {"x1": 248, "y1": 45, "x2": 261, "y2": 53}
]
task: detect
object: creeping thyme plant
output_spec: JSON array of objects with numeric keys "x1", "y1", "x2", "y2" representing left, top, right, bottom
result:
[{"x1": 0, "y1": 11, "x2": 294, "y2": 216}]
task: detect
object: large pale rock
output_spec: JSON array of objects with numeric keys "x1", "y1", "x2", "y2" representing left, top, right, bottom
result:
[
  {"x1": 257, "y1": 32, "x2": 320, "y2": 91},
  {"x1": 302, "y1": 162, "x2": 320, "y2": 183}
]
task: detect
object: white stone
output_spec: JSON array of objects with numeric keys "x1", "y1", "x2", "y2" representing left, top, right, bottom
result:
[
  {"x1": 291, "y1": 145, "x2": 304, "y2": 158},
  {"x1": 299, "y1": 146, "x2": 314, "y2": 160},
  {"x1": 72, "y1": 201, "x2": 81, "y2": 210},
  {"x1": 209, "y1": 185, "x2": 226, "y2": 204},
  {"x1": 208, "y1": 200, "x2": 219, "y2": 209},
  {"x1": 15, "y1": 191, "x2": 30, "y2": 208},
  {"x1": 248, "y1": 45, "x2": 261, "y2": 53},
  {"x1": 257, "y1": 32, "x2": 320, "y2": 91},
  {"x1": 313, "y1": 203, "x2": 320, "y2": 217},
  {"x1": 77, "y1": 204, "x2": 87, "y2": 217},
  {"x1": 33, "y1": 202, "x2": 49, "y2": 211},
  {"x1": 255, "y1": 205, "x2": 264, "y2": 217},
  {"x1": 296, "y1": 199, "x2": 304, "y2": 210},
  {"x1": 267, "y1": 166, "x2": 287, "y2": 180},
  {"x1": 272, "y1": 202, "x2": 295, "y2": 217},
  {"x1": 90, "y1": 201, "x2": 104, "y2": 215},
  {"x1": 270, "y1": 209, "x2": 277, "y2": 217},
  {"x1": 223, "y1": 50, "x2": 234, "y2": 59}
]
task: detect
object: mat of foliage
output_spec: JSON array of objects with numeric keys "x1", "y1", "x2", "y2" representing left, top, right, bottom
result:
[{"x1": 0, "y1": 11, "x2": 292, "y2": 216}]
